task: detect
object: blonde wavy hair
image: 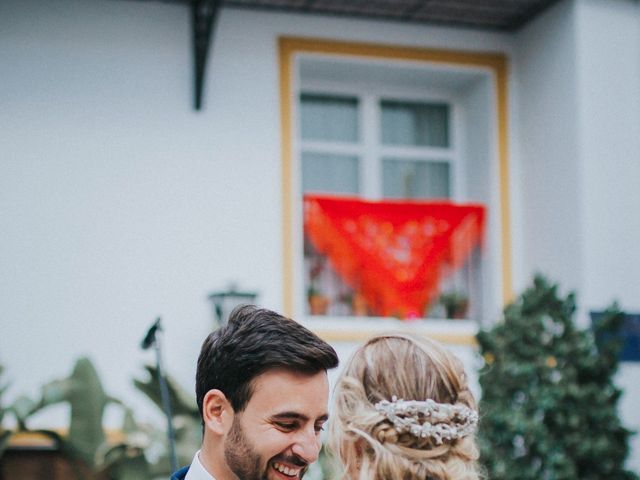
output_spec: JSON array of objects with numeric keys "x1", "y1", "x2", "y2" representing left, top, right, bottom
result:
[{"x1": 327, "y1": 332, "x2": 481, "y2": 480}]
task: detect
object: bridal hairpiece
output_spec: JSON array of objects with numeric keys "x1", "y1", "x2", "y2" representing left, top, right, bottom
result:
[{"x1": 374, "y1": 396, "x2": 478, "y2": 445}]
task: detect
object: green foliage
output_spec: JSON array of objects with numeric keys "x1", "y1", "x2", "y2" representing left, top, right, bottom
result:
[
  {"x1": 63, "y1": 357, "x2": 109, "y2": 466},
  {"x1": 439, "y1": 290, "x2": 469, "y2": 318},
  {"x1": 0, "y1": 364, "x2": 8, "y2": 425},
  {"x1": 1, "y1": 358, "x2": 201, "y2": 479},
  {"x1": 133, "y1": 365, "x2": 198, "y2": 419},
  {"x1": 477, "y1": 275, "x2": 638, "y2": 480},
  {"x1": 11, "y1": 357, "x2": 109, "y2": 467},
  {"x1": 133, "y1": 365, "x2": 202, "y2": 474},
  {"x1": 99, "y1": 441, "x2": 151, "y2": 480},
  {"x1": 0, "y1": 430, "x2": 11, "y2": 460},
  {"x1": 1, "y1": 357, "x2": 150, "y2": 479},
  {"x1": 0, "y1": 364, "x2": 11, "y2": 457}
]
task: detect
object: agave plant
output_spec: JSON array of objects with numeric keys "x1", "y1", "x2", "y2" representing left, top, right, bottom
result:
[
  {"x1": 5, "y1": 357, "x2": 112, "y2": 467},
  {"x1": 1, "y1": 357, "x2": 152, "y2": 479}
]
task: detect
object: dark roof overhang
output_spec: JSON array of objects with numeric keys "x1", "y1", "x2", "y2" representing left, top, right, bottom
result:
[{"x1": 126, "y1": 0, "x2": 561, "y2": 109}]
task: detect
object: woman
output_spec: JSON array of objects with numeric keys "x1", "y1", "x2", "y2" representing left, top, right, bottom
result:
[{"x1": 328, "y1": 332, "x2": 481, "y2": 480}]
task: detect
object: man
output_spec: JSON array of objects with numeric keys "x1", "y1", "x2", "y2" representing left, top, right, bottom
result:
[{"x1": 172, "y1": 304, "x2": 339, "y2": 480}]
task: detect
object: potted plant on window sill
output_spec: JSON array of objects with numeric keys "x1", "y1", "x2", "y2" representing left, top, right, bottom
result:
[
  {"x1": 351, "y1": 291, "x2": 370, "y2": 316},
  {"x1": 439, "y1": 291, "x2": 469, "y2": 319},
  {"x1": 307, "y1": 286, "x2": 330, "y2": 315}
]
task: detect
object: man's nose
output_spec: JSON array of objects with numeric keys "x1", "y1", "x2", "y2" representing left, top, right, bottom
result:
[{"x1": 291, "y1": 428, "x2": 321, "y2": 464}]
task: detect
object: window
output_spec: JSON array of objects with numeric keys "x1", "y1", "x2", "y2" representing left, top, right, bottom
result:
[
  {"x1": 300, "y1": 93, "x2": 455, "y2": 200},
  {"x1": 300, "y1": 94, "x2": 360, "y2": 195},
  {"x1": 298, "y1": 62, "x2": 484, "y2": 319},
  {"x1": 284, "y1": 45, "x2": 506, "y2": 324}
]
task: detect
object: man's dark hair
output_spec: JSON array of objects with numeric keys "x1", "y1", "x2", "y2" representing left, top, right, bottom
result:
[{"x1": 196, "y1": 304, "x2": 339, "y2": 414}]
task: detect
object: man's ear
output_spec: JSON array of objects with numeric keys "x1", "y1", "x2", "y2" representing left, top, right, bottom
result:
[{"x1": 202, "y1": 389, "x2": 233, "y2": 435}]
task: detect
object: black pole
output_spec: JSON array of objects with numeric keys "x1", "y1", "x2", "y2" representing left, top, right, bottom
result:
[{"x1": 141, "y1": 317, "x2": 178, "y2": 473}]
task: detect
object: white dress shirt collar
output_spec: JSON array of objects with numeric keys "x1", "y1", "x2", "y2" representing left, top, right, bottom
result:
[{"x1": 185, "y1": 450, "x2": 216, "y2": 480}]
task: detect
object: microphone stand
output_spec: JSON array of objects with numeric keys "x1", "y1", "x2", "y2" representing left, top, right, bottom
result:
[{"x1": 141, "y1": 317, "x2": 178, "y2": 473}]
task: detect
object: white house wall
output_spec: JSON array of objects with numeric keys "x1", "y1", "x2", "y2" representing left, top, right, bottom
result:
[
  {"x1": 515, "y1": 0, "x2": 640, "y2": 471},
  {"x1": 514, "y1": 0, "x2": 584, "y2": 296},
  {"x1": 576, "y1": 0, "x2": 640, "y2": 472},
  {"x1": 0, "y1": 0, "x2": 512, "y2": 429},
  {"x1": 576, "y1": 0, "x2": 640, "y2": 313}
]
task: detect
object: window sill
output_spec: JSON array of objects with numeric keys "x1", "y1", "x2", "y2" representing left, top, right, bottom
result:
[{"x1": 300, "y1": 316, "x2": 479, "y2": 346}]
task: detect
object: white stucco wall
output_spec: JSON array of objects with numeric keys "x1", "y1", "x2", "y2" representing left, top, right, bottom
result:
[
  {"x1": 515, "y1": 0, "x2": 640, "y2": 471},
  {"x1": 576, "y1": 0, "x2": 640, "y2": 313},
  {"x1": 0, "y1": 0, "x2": 511, "y2": 428},
  {"x1": 575, "y1": 0, "x2": 640, "y2": 472},
  {"x1": 514, "y1": 0, "x2": 584, "y2": 296}
]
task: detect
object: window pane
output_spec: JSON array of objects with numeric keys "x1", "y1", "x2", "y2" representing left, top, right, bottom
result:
[
  {"x1": 302, "y1": 152, "x2": 359, "y2": 194},
  {"x1": 381, "y1": 100, "x2": 449, "y2": 147},
  {"x1": 382, "y1": 158, "x2": 450, "y2": 199},
  {"x1": 300, "y1": 94, "x2": 358, "y2": 142}
]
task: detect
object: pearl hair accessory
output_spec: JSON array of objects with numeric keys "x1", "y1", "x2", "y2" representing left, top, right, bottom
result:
[{"x1": 374, "y1": 396, "x2": 478, "y2": 445}]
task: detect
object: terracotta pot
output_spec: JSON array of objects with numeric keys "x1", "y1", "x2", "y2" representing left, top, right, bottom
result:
[
  {"x1": 308, "y1": 294, "x2": 330, "y2": 315},
  {"x1": 351, "y1": 292, "x2": 369, "y2": 316},
  {"x1": 445, "y1": 299, "x2": 469, "y2": 319}
]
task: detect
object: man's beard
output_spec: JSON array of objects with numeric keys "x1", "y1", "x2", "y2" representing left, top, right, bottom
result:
[
  {"x1": 224, "y1": 417, "x2": 265, "y2": 480},
  {"x1": 224, "y1": 417, "x2": 309, "y2": 480}
]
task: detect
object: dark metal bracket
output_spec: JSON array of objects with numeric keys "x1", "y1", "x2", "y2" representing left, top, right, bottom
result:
[{"x1": 192, "y1": 0, "x2": 220, "y2": 110}]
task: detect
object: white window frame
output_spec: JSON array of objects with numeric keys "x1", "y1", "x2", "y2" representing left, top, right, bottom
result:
[
  {"x1": 294, "y1": 63, "x2": 486, "y2": 322},
  {"x1": 298, "y1": 82, "x2": 464, "y2": 201}
]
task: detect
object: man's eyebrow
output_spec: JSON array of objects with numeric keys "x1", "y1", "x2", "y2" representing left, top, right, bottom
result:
[{"x1": 270, "y1": 412, "x2": 329, "y2": 422}]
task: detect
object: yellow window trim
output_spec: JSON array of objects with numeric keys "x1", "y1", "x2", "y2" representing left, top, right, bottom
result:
[{"x1": 279, "y1": 36, "x2": 513, "y2": 324}]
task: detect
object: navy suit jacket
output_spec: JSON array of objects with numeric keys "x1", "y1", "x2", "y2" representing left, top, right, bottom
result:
[{"x1": 171, "y1": 466, "x2": 189, "y2": 480}]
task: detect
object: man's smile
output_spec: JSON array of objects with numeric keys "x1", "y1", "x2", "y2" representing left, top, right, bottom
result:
[
  {"x1": 269, "y1": 452, "x2": 309, "y2": 480},
  {"x1": 272, "y1": 460, "x2": 304, "y2": 478}
]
